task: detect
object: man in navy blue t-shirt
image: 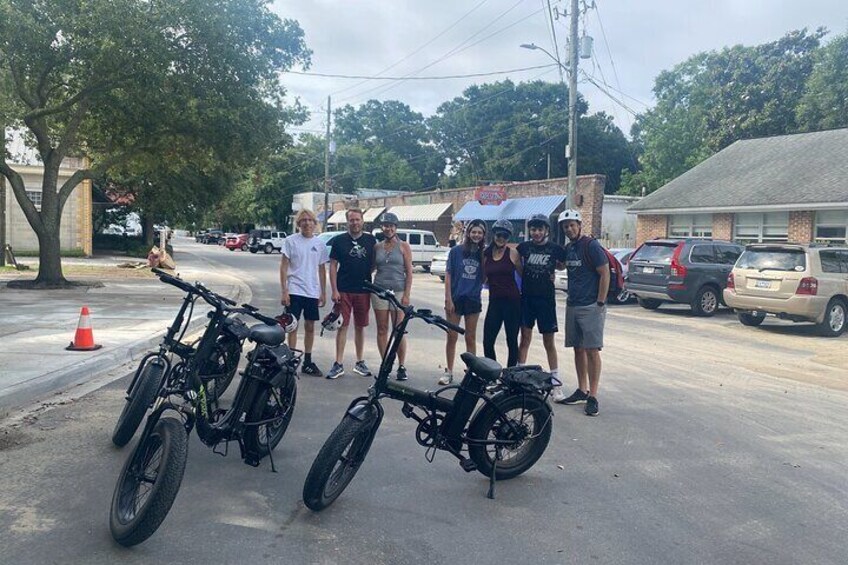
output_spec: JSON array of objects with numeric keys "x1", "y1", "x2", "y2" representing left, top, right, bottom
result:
[{"x1": 558, "y1": 209, "x2": 609, "y2": 416}]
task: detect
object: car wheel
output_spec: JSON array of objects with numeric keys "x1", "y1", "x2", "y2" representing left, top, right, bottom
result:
[
  {"x1": 817, "y1": 298, "x2": 847, "y2": 337},
  {"x1": 240, "y1": 243, "x2": 248, "y2": 252},
  {"x1": 439, "y1": 276, "x2": 445, "y2": 282},
  {"x1": 249, "y1": 248, "x2": 257, "y2": 254},
  {"x1": 264, "y1": 243, "x2": 273, "y2": 254},
  {"x1": 738, "y1": 312, "x2": 766, "y2": 327},
  {"x1": 691, "y1": 286, "x2": 719, "y2": 317},
  {"x1": 637, "y1": 297, "x2": 662, "y2": 310},
  {"x1": 422, "y1": 265, "x2": 431, "y2": 273}
]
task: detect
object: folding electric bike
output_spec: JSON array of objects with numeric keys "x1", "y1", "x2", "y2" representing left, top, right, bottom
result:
[
  {"x1": 302, "y1": 282, "x2": 556, "y2": 511},
  {"x1": 110, "y1": 270, "x2": 300, "y2": 547}
]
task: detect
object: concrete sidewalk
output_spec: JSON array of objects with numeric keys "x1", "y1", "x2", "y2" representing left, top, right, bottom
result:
[{"x1": 0, "y1": 263, "x2": 251, "y2": 418}]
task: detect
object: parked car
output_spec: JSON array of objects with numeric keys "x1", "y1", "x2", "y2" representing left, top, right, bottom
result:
[
  {"x1": 224, "y1": 233, "x2": 250, "y2": 251},
  {"x1": 430, "y1": 252, "x2": 448, "y2": 281},
  {"x1": 248, "y1": 230, "x2": 287, "y2": 254},
  {"x1": 723, "y1": 244, "x2": 848, "y2": 336},
  {"x1": 194, "y1": 230, "x2": 207, "y2": 242},
  {"x1": 201, "y1": 229, "x2": 224, "y2": 244},
  {"x1": 553, "y1": 247, "x2": 636, "y2": 304},
  {"x1": 315, "y1": 231, "x2": 346, "y2": 247},
  {"x1": 626, "y1": 238, "x2": 743, "y2": 316},
  {"x1": 373, "y1": 228, "x2": 442, "y2": 270}
]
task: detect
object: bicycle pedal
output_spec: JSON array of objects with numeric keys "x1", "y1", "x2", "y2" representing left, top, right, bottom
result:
[{"x1": 459, "y1": 458, "x2": 477, "y2": 473}]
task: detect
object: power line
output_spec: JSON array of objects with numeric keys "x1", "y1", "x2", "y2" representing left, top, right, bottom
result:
[{"x1": 285, "y1": 63, "x2": 556, "y2": 81}]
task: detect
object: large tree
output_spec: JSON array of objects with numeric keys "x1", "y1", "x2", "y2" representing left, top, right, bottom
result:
[
  {"x1": 0, "y1": 0, "x2": 309, "y2": 286},
  {"x1": 622, "y1": 29, "x2": 824, "y2": 195},
  {"x1": 797, "y1": 32, "x2": 848, "y2": 132}
]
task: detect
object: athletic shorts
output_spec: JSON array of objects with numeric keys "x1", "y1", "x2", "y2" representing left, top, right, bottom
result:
[
  {"x1": 565, "y1": 303, "x2": 606, "y2": 349},
  {"x1": 339, "y1": 292, "x2": 370, "y2": 327},
  {"x1": 521, "y1": 295, "x2": 558, "y2": 334},
  {"x1": 288, "y1": 294, "x2": 320, "y2": 321},
  {"x1": 453, "y1": 296, "x2": 482, "y2": 316},
  {"x1": 371, "y1": 290, "x2": 406, "y2": 311}
]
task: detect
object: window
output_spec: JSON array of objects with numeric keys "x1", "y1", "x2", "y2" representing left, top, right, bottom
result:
[
  {"x1": 424, "y1": 234, "x2": 437, "y2": 246},
  {"x1": 669, "y1": 214, "x2": 712, "y2": 238},
  {"x1": 819, "y1": 250, "x2": 843, "y2": 273},
  {"x1": 408, "y1": 233, "x2": 421, "y2": 245},
  {"x1": 397, "y1": 233, "x2": 407, "y2": 242},
  {"x1": 815, "y1": 210, "x2": 848, "y2": 244},
  {"x1": 26, "y1": 190, "x2": 42, "y2": 211},
  {"x1": 689, "y1": 245, "x2": 715, "y2": 264},
  {"x1": 716, "y1": 245, "x2": 742, "y2": 265},
  {"x1": 734, "y1": 212, "x2": 789, "y2": 243}
]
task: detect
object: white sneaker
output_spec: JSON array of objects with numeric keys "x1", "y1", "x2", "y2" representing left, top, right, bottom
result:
[
  {"x1": 438, "y1": 369, "x2": 453, "y2": 385},
  {"x1": 550, "y1": 385, "x2": 566, "y2": 403}
]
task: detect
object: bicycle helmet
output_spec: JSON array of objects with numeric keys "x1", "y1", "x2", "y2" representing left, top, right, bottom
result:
[
  {"x1": 275, "y1": 306, "x2": 299, "y2": 334},
  {"x1": 320, "y1": 304, "x2": 343, "y2": 336},
  {"x1": 527, "y1": 213, "x2": 550, "y2": 229},
  {"x1": 379, "y1": 212, "x2": 399, "y2": 226},
  {"x1": 466, "y1": 218, "x2": 487, "y2": 233},
  {"x1": 558, "y1": 209, "x2": 582, "y2": 224},
  {"x1": 491, "y1": 219, "x2": 514, "y2": 237}
]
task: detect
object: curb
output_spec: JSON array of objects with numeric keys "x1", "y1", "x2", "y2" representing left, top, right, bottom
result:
[{"x1": 0, "y1": 273, "x2": 252, "y2": 420}]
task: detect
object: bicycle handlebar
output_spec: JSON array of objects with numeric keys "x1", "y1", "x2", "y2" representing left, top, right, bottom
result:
[{"x1": 360, "y1": 281, "x2": 465, "y2": 335}]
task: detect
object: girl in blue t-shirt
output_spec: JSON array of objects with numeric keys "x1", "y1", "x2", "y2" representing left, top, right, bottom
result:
[{"x1": 440, "y1": 219, "x2": 487, "y2": 384}]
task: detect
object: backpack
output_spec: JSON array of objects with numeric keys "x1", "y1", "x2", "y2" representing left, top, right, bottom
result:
[{"x1": 575, "y1": 236, "x2": 625, "y2": 295}]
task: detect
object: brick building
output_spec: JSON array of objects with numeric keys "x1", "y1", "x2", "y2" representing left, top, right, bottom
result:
[{"x1": 629, "y1": 128, "x2": 848, "y2": 246}]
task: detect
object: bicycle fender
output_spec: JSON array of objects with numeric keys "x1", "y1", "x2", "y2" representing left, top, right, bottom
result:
[{"x1": 346, "y1": 399, "x2": 374, "y2": 422}]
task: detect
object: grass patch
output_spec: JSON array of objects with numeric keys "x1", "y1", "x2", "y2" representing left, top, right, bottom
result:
[{"x1": 13, "y1": 249, "x2": 87, "y2": 257}]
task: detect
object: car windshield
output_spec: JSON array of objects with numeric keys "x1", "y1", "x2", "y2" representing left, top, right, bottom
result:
[
  {"x1": 737, "y1": 249, "x2": 806, "y2": 272},
  {"x1": 631, "y1": 243, "x2": 677, "y2": 264}
]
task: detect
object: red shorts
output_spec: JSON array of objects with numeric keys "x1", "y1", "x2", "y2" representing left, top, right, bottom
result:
[{"x1": 338, "y1": 292, "x2": 371, "y2": 328}]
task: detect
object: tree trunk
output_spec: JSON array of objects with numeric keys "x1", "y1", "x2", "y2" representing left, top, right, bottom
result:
[
  {"x1": 143, "y1": 215, "x2": 155, "y2": 247},
  {"x1": 34, "y1": 222, "x2": 67, "y2": 286}
]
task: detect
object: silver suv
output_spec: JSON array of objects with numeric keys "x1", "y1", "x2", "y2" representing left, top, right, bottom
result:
[{"x1": 723, "y1": 244, "x2": 848, "y2": 337}]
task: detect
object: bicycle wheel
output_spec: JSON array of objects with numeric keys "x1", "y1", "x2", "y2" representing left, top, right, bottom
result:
[
  {"x1": 302, "y1": 410, "x2": 377, "y2": 511},
  {"x1": 242, "y1": 375, "x2": 297, "y2": 456},
  {"x1": 202, "y1": 335, "x2": 241, "y2": 403},
  {"x1": 110, "y1": 417, "x2": 188, "y2": 547},
  {"x1": 467, "y1": 394, "x2": 552, "y2": 480},
  {"x1": 112, "y1": 358, "x2": 166, "y2": 447}
]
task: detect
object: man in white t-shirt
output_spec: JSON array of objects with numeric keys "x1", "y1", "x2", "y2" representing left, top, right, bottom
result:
[{"x1": 280, "y1": 209, "x2": 329, "y2": 376}]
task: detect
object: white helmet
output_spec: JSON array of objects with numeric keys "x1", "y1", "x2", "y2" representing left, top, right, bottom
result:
[
  {"x1": 559, "y1": 209, "x2": 582, "y2": 224},
  {"x1": 320, "y1": 305, "x2": 343, "y2": 335},
  {"x1": 275, "y1": 307, "x2": 299, "y2": 334}
]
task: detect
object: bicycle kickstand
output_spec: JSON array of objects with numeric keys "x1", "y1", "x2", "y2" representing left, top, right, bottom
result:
[
  {"x1": 487, "y1": 446, "x2": 502, "y2": 500},
  {"x1": 268, "y1": 445, "x2": 278, "y2": 473}
]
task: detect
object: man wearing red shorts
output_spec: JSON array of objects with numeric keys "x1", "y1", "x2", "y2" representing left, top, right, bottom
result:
[{"x1": 327, "y1": 208, "x2": 377, "y2": 379}]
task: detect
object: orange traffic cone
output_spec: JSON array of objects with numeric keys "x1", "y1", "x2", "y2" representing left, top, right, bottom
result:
[{"x1": 66, "y1": 306, "x2": 103, "y2": 351}]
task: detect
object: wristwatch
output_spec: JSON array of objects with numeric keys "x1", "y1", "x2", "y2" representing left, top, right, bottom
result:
[{"x1": 596, "y1": 301, "x2": 605, "y2": 307}]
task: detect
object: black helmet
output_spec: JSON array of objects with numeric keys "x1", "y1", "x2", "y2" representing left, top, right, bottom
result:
[
  {"x1": 379, "y1": 212, "x2": 399, "y2": 226},
  {"x1": 492, "y1": 219, "x2": 514, "y2": 236},
  {"x1": 527, "y1": 213, "x2": 550, "y2": 229}
]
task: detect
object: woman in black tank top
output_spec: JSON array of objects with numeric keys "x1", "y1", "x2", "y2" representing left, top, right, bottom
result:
[{"x1": 482, "y1": 221, "x2": 523, "y2": 367}]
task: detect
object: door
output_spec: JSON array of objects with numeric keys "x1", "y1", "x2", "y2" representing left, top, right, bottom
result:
[{"x1": 407, "y1": 232, "x2": 422, "y2": 263}]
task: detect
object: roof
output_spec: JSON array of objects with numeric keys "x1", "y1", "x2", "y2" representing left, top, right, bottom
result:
[
  {"x1": 326, "y1": 210, "x2": 347, "y2": 224},
  {"x1": 362, "y1": 207, "x2": 386, "y2": 222},
  {"x1": 454, "y1": 195, "x2": 566, "y2": 221},
  {"x1": 387, "y1": 202, "x2": 453, "y2": 222},
  {"x1": 629, "y1": 128, "x2": 848, "y2": 214}
]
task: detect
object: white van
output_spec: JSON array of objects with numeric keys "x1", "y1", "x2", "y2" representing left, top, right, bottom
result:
[{"x1": 373, "y1": 228, "x2": 442, "y2": 270}]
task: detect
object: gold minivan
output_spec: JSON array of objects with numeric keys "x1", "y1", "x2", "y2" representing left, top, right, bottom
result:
[{"x1": 723, "y1": 244, "x2": 848, "y2": 336}]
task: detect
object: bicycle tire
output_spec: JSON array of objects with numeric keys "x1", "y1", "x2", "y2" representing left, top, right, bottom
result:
[
  {"x1": 110, "y1": 417, "x2": 188, "y2": 547},
  {"x1": 112, "y1": 359, "x2": 166, "y2": 447},
  {"x1": 202, "y1": 335, "x2": 241, "y2": 403},
  {"x1": 242, "y1": 375, "x2": 297, "y2": 457},
  {"x1": 302, "y1": 411, "x2": 376, "y2": 511},
  {"x1": 467, "y1": 394, "x2": 552, "y2": 480}
]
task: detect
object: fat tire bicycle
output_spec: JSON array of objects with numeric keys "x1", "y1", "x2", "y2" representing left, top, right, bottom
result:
[
  {"x1": 109, "y1": 270, "x2": 300, "y2": 547},
  {"x1": 302, "y1": 282, "x2": 556, "y2": 511},
  {"x1": 111, "y1": 269, "x2": 244, "y2": 447}
]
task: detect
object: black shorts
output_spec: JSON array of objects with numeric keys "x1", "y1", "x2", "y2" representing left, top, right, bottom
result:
[
  {"x1": 521, "y1": 295, "x2": 558, "y2": 334},
  {"x1": 453, "y1": 296, "x2": 482, "y2": 316},
  {"x1": 288, "y1": 294, "x2": 320, "y2": 321}
]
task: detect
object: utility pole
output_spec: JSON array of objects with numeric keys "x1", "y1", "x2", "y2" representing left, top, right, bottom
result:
[
  {"x1": 1, "y1": 126, "x2": 6, "y2": 267},
  {"x1": 323, "y1": 95, "x2": 331, "y2": 232},
  {"x1": 566, "y1": 0, "x2": 579, "y2": 209}
]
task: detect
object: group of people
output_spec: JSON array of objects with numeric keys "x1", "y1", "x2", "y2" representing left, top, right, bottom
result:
[{"x1": 279, "y1": 206, "x2": 610, "y2": 416}]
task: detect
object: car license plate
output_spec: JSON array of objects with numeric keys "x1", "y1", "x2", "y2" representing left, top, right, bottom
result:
[
  {"x1": 643, "y1": 266, "x2": 655, "y2": 274},
  {"x1": 755, "y1": 280, "x2": 771, "y2": 288}
]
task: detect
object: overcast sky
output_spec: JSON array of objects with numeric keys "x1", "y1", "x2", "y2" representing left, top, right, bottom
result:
[{"x1": 272, "y1": 0, "x2": 847, "y2": 138}]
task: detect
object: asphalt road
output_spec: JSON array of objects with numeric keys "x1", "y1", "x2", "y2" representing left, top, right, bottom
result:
[{"x1": 1, "y1": 237, "x2": 846, "y2": 564}]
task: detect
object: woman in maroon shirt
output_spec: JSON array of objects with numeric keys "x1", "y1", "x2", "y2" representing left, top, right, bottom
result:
[{"x1": 482, "y1": 219, "x2": 523, "y2": 367}]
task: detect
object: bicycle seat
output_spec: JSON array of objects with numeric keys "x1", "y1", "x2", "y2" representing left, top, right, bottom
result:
[
  {"x1": 248, "y1": 323, "x2": 284, "y2": 346},
  {"x1": 460, "y1": 352, "x2": 502, "y2": 382}
]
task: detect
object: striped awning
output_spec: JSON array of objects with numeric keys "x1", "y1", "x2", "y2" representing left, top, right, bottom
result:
[
  {"x1": 362, "y1": 207, "x2": 386, "y2": 222},
  {"x1": 454, "y1": 195, "x2": 566, "y2": 221},
  {"x1": 326, "y1": 210, "x2": 347, "y2": 224},
  {"x1": 387, "y1": 202, "x2": 453, "y2": 222}
]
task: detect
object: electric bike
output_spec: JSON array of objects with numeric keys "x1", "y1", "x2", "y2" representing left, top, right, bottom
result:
[{"x1": 302, "y1": 282, "x2": 556, "y2": 511}]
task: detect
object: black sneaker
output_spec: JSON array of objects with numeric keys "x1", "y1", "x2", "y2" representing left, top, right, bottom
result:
[
  {"x1": 396, "y1": 365, "x2": 408, "y2": 381},
  {"x1": 301, "y1": 361, "x2": 323, "y2": 377},
  {"x1": 585, "y1": 396, "x2": 599, "y2": 416},
  {"x1": 558, "y1": 388, "x2": 589, "y2": 405}
]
